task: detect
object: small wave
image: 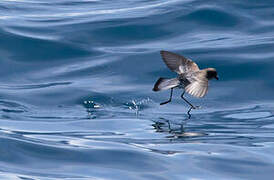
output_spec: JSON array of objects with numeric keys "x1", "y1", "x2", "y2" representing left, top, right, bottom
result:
[
  {"x1": 3, "y1": 27, "x2": 60, "y2": 41},
  {"x1": 0, "y1": 100, "x2": 29, "y2": 117},
  {"x1": 0, "y1": 82, "x2": 72, "y2": 90},
  {"x1": 183, "y1": 7, "x2": 239, "y2": 27},
  {"x1": 224, "y1": 111, "x2": 272, "y2": 119},
  {"x1": 20, "y1": 0, "x2": 184, "y2": 18}
]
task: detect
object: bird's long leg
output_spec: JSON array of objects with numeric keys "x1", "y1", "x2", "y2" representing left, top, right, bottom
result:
[
  {"x1": 160, "y1": 88, "x2": 173, "y2": 105},
  {"x1": 181, "y1": 90, "x2": 197, "y2": 119},
  {"x1": 181, "y1": 91, "x2": 196, "y2": 109}
]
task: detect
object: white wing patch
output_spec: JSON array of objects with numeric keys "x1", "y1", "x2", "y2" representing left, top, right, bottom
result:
[{"x1": 185, "y1": 73, "x2": 209, "y2": 98}]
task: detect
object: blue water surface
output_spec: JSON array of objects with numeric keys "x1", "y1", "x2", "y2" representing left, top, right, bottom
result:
[{"x1": 1, "y1": 0, "x2": 274, "y2": 179}]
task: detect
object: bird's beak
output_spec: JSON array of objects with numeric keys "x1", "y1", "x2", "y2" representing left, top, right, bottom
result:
[{"x1": 215, "y1": 76, "x2": 219, "y2": 80}]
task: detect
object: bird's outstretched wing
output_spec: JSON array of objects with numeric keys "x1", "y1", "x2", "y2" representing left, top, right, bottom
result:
[
  {"x1": 160, "y1": 50, "x2": 199, "y2": 74},
  {"x1": 184, "y1": 71, "x2": 208, "y2": 98}
]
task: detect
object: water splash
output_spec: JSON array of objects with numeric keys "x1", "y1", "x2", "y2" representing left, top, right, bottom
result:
[
  {"x1": 124, "y1": 98, "x2": 152, "y2": 116},
  {"x1": 83, "y1": 100, "x2": 101, "y2": 118}
]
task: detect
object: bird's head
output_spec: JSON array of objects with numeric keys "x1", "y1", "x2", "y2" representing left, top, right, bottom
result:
[{"x1": 206, "y1": 68, "x2": 219, "y2": 80}]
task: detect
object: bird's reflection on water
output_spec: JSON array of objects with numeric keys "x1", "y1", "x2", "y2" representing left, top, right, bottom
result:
[{"x1": 152, "y1": 117, "x2": 207, "y2": 139}]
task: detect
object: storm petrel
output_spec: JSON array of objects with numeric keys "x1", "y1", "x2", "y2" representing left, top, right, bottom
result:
[{"x1": 153, "y1": 50, "x2": 218, "y2": 118}]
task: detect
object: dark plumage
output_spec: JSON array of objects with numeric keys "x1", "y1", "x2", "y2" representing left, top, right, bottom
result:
[
  {"x1": 153, "y1": 50, "x2": 218, "y2": 98},
  {"x1": 153, "y1": 50, "x2": 218, "y2": 118}
]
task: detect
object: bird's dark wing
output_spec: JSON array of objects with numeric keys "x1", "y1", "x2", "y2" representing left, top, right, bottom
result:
[{"x1": 160, "y1": 50, "x2": 199, "y2": 74}]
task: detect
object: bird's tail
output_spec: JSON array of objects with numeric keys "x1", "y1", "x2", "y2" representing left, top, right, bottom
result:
[{"x1": 153, "y1": 77, "x2": 180, "y2": 91}]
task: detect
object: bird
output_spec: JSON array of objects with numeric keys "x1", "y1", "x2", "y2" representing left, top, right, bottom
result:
[{"x1": 153, "y1": 50, "x2": 218, "y2": 118}]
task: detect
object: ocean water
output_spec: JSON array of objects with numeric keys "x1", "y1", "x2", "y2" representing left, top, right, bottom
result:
[{"x1": 1, "y1": 0, "x2": 274, "y2": 179}]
